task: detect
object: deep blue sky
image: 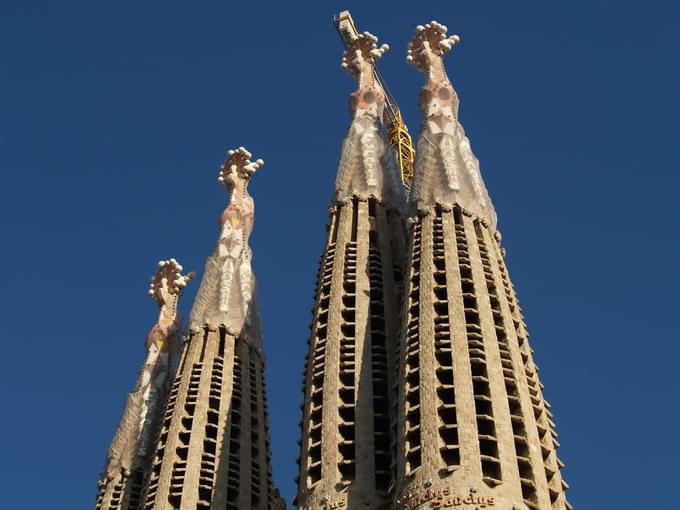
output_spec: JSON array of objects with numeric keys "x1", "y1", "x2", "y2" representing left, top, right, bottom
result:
[{"x1": 1, "y1": 1, "x2": 678, "y2": 508}]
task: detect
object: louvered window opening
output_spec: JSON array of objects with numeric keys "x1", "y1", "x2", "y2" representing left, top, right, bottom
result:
[
  {"x1": 453, "y1": 208, "x2": 501, "y2": 485},
  {"x1": 367, "y1": 206, "x2": 392, "y2": 493},
  {"x1": 404, "y1": 222, "x2": 422, "y2": 473},
  {"x1": 492, "y1": 242, "x2": 570, "y2": 509},
  {"x1": 432, "y1": 210, "x2": 460, "y2": 472}
]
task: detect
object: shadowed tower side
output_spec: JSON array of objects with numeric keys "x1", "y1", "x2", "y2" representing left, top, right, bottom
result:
[
  {"x1": 142, "y1": 148, "x2": 284, "y2": 509},
  {"x1": 95, "y1": 260, "x2": 193, "y2": 510},
  {"x1": 393, "y1": 22, "x2": 571, "y2": 510},
  {"x1": 295, "y1": 30, "x2": 406, "y2": 510}
]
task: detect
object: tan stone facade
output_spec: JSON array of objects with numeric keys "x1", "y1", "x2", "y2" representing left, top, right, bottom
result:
[
  {"x1": 96, "y1": 17, "x2": 572, "y2": 510},
  {"x1": 295, "y1": 198, "x2": 404, "y2": 509},
  {"x1": 295, "y1": 28, "x2": 408, "y2": 510},
  {"x1": 142, "y1": 325, "x2": 277, "y2": 509},
  {"x1": 296, "y1": 205, "x2": 571, "y2": 510},
  {"x1": 296, "y1": 18, "x2": 571, "y2": 510},
  {"x1": 95, "y1": 149, "x2": 283, "y2": 510},
  {"x1": 96, "y1": 468, "x2": 148, "y2": 510},
  {"x1": 140, "y1": 149, "x2": 281, "y2": 509},
  {"x1": 393, "y1": 207, "x2": 570, "y2": 510}
]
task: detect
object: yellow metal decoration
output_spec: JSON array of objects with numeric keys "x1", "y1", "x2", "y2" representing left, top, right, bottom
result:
[
  {"x1": 387, "y1": 109, "x2": 415, "y2": 187},
  {"x1": 335, "y1": 10, "x2": 416, "y2": 189}
]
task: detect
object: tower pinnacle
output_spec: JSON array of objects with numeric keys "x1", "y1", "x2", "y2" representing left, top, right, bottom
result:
[
  {"x1": 334, "y1": 31, "x2": 405, "y2": 208},
  {"x1": 146, "y1": 260, "x2": 194, "y2": 358},
  {"x1": 95, "y1": 259, "x2": 193, "y2": 510},
  {"x1": 340, "y1": 30, "x2": 389, "y2": 83},
  {"x1": 141, "y1": 147, "x2": 281, "y2": 509},
  {"x1": 296, "y1": 25, "x2": 407, "y2": 510},
  {"x1": 407, "y1": 22, "x2": 496, "y2": 229},
  {"x1": 392, "y1": 21, "x2": 570, "y2": 510},
  {"x1": 190, "y1": 147, "x2": 263, "y2": 339}
]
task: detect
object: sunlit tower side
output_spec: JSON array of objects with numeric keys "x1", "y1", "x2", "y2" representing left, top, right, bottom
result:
[
  {"x1": 393, "y1": 22, "x2": 571, "y2": 510},
  {"x1": 141, "y1": 148, "x2": 284, "y2": 510},
  {"x1": 295, "y1": 28, "x2": 407, "y2": 510}
]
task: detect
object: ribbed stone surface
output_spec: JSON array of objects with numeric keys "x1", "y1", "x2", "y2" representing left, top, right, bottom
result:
[
  {"x1": 142, "y1": 324, "x2": 278, "y2": 509},
  {"x1": 393, "y1": 207, "x2": 570, "y2": 510},
  {"x1": 296, "y1": 197, "x2": 405, "y2": 509}
]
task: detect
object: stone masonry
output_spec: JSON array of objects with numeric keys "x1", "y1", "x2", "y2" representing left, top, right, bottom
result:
[
  {"x1": 295, "y1": 31, "x2": 406, "y2": 510},
  {"x1": 95, "y1": 16, "x2": 572, "y2": 510},
  {"x1": 392, "y1": 22, "x2": 571, "y2": 510},
  {"x1": 140, "y1": 149, "x2": 283, "y2": 509}
]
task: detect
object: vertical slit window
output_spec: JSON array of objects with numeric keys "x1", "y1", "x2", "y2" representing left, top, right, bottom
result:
[
  {"x1": 226, "y1": 355, "x2": 243, "y2": 506},
  {"x1": 337, "y1": 240, "x2": 357, "y2": 480},
  {"x1": 368, "y1": 219, "x2": 392, "y2": 493},
  {"x1": 475, "y1": 221, "x2": 537, "y2": 504},
  {"x1": 432, "y1": 212, "x2": 460, "y2": 470},
  {"x1": 404, "y1": 222, "x2": 422, "y2": 473},
  {"x1": 493, "y1": 231, "x2": 565, "y2": 505},
  {"x1": 301, "y1": 241, "x2": 336, "y2": 489},
  {"x1": 453, "y1": 207, "x2": 501, "y2": 485}
]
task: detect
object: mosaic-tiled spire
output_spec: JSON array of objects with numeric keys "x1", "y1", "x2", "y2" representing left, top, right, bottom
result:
[
  {"x1": 407, "y1": 21, "x2": 496, "y2": 229},
  {"x1": 189, "y1": 147, "x2": 263, "y2": 341},
  {"x1": 392, "y1": 22, "x2": 570, "y2": 510},
  {"x1": 95, "y1": 260, "x2": 193, "y2": 510},
  {"x1": 334, "y1": 30, "x2": 406, "y2": 209},
  {"x1": 295, "y1": 30, "x2": 406, "y2": 509},
  {"x1": 142, "y1": 148, "x2": 283, "y2": 509}
]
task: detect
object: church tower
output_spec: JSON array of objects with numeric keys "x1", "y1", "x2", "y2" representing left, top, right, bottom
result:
[
  {"x1": 95, "y1": 259, "x2": 194, "y2": 510},
  {"x1": 141, "y1": 148, "x2": 283, "y2": 509},
  {"x1": 393, "y1": 22, "x2": 571, "y2": 510},
  {"x1": 295, "y1": 31, "x2": 406, "y2": 509}
]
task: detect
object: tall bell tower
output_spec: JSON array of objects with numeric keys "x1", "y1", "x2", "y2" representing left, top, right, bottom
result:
[
  {"x1": 95, "y1": 259, "x2": 193, "y2": 510},
  {"x1": 295, "y1": 30, "x2": 406, "y2": 510},
  {"x1": 392, "y1": 22, "x2": 571, "y2": 510},
  {"x1": 141, "y1": 148, "x2": 283, "y2": 509}
]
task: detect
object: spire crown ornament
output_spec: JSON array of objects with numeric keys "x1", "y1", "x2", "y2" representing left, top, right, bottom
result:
[
  {"x1": 218, "y1": 146, "x2": 264, "y2": 188},
  {"x1": 189, "y1": 145, "x2": 262, "y2": 339},
  {"x1": 406, "y1": 21, "x2": 460, "y2": 73},
  {"x1": 148, "y1": 258, "x2": 194, "y2": 306},
  {"x1": 340, "y1": 30, "x2": 389, "y2": 81},
  {"x1": 341, "y1": 31, "x2": 389, "y2": 120},
  {"x1": 407, "y1": 21, "x2": 496, "y2": 229},
  {"x1": 146, "y1": 258, "x2": 193, "y2": 354}
]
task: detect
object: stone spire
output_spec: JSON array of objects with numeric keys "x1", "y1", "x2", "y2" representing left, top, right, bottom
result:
[
  {"x1": 189, "y1": 147, "x2": 263, "y2": 342},
  {"x1": 142, "y1": 147, "x2": 282, "y2": 510},
  {"x1": 295, "y1": 29, "x2": 406, "y2": 510},
  {"x1": 95, "y1": 259, "x2": 193, "y2": 510},
  {"x1": 392, "y1": 22, "x2": 570, "y2": 510},
  {"x1": 334, "y1": 31, "x2": 406, "y2": 209},
  {"x1": 407, "y1": 22, "x2": 497, "y2": 229}
]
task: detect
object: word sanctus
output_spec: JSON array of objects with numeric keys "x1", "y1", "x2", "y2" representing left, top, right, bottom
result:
[
  {"x1": 400, "y1": 486, "x2": 496, "y2": 510},
  {"x1": 300, "y1": 494, "x2": 347, "y2": 510}
]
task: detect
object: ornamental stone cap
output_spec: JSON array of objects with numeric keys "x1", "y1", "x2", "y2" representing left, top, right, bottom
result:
[
  {"x1": 148, "y1": 258, "x2": 194, "y2": 307},
  {"x1": 189, "y1": 146, "x2": 262, "y2": 343},
  {"x1": 340, "y1": 30, "x2": 389, "y2": 79},
  {"x1": 218, "y1": 146, "x2": 263, "y2": 187},
  {"x1": 406, "y1": 21, "x2": 460, "y2": 73},
  {"x1": 333, "y1": 30, "x2": 405, "y2": 209},
  {"x1": 406, "y1": 21, "x2": 497, "y2": 229}
]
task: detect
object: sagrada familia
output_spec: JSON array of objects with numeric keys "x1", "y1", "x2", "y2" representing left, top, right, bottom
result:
[{"x1": 94, "y1": 12, "x2": 571, "y2": 510}]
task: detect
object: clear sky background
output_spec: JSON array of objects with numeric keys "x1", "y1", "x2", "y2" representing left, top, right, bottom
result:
[{"x1": 1, "y1": 1, "x2": 678, "y2": 508}]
